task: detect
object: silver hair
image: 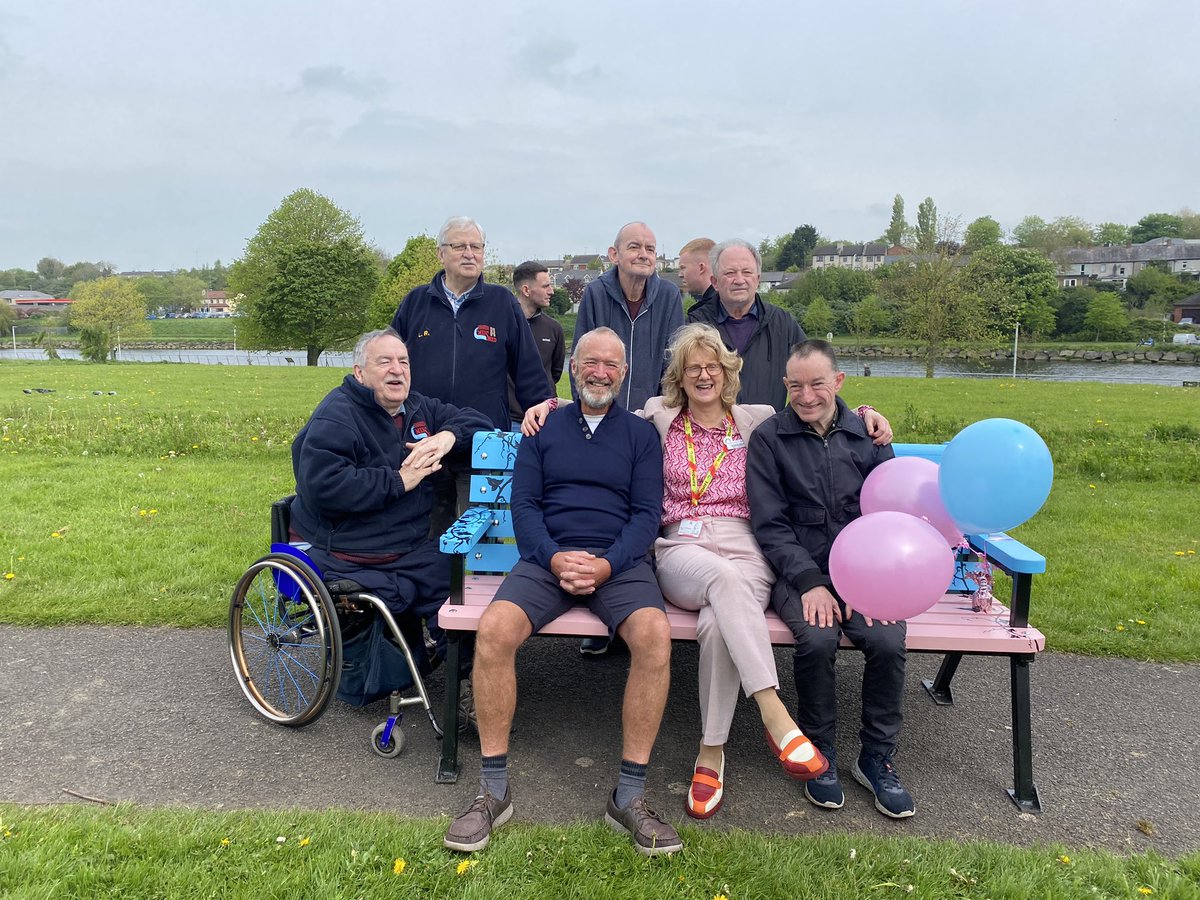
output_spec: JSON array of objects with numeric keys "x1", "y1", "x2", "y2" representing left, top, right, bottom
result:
[
  {"x1": 438, "y1": 216, "x2": 486, "y2": 246},
  {"x1": 571, "y1": 326, "x2": 627, "y2": 366},
  {"x1": 709, "y1": 238, "x2": 762, "y2": 275},
  {"x1": 353, "y1": 327, "x2": 402, "y2": 368}
]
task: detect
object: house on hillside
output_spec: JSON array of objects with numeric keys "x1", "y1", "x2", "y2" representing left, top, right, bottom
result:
[
  {"x1": 1, "y1": 290, "x2": 55, "y2": 304},
  {"x1": 810, "y1": 242, "x2": 889, "y2": 271},
  {"x1": 1057, "y1": 238, "x2": 1200, "y2": 289},
  {"x1": 199, "y1": 290, "x2": 230, "y2": 316}
]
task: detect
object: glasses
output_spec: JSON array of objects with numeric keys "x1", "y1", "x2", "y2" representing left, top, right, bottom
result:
[
  {"x1": 441, "y1": 242, "x2": 484, "y2": 254},
  {"x1": 684, "y1": 363, "x2": 723, "y2": 378}
]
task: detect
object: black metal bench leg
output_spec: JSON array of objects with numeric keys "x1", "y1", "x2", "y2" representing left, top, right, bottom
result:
[
  {"x1": 436, "y1": 632, "x2": 462, "y2": 784},
  {"x1": 1007, "y1": 653, "x2": 1042, "y2": 813},
  {"x1": 922, "y1": 652, "x2": 962, "y2": 705}
]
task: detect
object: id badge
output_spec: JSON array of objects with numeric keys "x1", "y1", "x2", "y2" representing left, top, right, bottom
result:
[
  {"x1": 677, "y1": 519, "x2": 703, "y2": 538},
  {"x1": 724, "y1": 436, "x2": 745, "y2": 450}
]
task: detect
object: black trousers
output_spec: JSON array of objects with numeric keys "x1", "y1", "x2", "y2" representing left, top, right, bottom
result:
[{"x1": 774, "y1": 582, "x2": 907, "y2": 759}]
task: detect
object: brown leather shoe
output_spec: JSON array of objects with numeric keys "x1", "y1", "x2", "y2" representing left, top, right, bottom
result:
[
  {"x1": 604, "y1": 792, "x2": 683, "y2": 856},
  {"x1": 443, "y1": 788, "x2": 513, "y2": 852}
]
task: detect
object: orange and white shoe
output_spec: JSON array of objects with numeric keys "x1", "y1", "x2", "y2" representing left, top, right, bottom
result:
[
  {"x1": 765, "y1": 728, "x2": 829, "y2": 781},
  {"x1": 685, "y1": 753, "x2": 725, "y2": 819}
]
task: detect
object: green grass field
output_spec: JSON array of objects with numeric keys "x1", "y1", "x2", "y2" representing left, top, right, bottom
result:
[
  {"x1": 1, "y1": 360, "x2": 1196, "y2": 659},
  {"x1": 1, "y1": 804, "x2": 1195, "y2": 898}
]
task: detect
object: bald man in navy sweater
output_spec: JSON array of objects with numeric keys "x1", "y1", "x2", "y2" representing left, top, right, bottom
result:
[{"x1": 444, "y1": 327, "x2": 681, "y2": 858}]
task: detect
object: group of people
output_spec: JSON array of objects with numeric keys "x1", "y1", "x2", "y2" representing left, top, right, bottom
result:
[{"x1": 288, "y1": 216, "x2": 916, "y2": 861}]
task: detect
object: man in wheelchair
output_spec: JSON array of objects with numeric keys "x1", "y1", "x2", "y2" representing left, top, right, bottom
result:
[{"x1": 289, "y1": 328, "x2": 491, "y2": 702}]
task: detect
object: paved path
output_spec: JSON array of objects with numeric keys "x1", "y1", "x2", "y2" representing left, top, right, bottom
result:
[{"x1": 1, "y1": 626, "x2": 1196, "y2": 856}]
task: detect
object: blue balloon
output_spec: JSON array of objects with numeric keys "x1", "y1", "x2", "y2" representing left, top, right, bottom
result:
[{"x1": 938, "y1": 418, "x2": 1053, "y2": 534}]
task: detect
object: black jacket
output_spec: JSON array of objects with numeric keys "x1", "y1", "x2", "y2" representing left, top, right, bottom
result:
[
  {"x1": 687, "y1": 294, "x2": 805, "y2": 410},
  {"x1": 291, "y1": 375, "x2": 490, "y2": 554},
  {"x1": 747, "y1": 398, "x2": 894, "y2": 600}
]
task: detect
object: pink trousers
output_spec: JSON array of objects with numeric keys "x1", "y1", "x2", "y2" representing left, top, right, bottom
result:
[{"x1": 655, "y1": 517, "x2": 779, "y2": 745}]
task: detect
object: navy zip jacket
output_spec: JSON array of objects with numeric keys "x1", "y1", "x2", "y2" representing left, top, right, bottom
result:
[
  {"x1": 291, "y1": 375, "x2": 490, "y2": 554},
  {"x1": 392, "y1": 272, "x2": 552, "y2": 429},
  {"x1": 572, "y1": 267, "x2": 684, "y2": 411},
  {"x1": 688, "y1": 294, "x2": 806, "y2": 410},
  {"x1": 747, "y1": 397, "x2": 894, "y2": 599},
  {"x1": 511, "y1": 401, "x2": 663, "y2": 577}
]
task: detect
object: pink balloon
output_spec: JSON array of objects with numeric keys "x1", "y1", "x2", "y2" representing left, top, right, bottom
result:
[
  {"x1": 829, "y1": 511, "x2": 957, "y2": 621},
  {"x1": 860, "y1": 457, "x2": 964, "y2": 547}
]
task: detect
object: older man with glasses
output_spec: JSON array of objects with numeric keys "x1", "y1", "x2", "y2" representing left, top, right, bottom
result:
[{"x1": 391, "y1": 216, "x2": 554, "y2": 536}]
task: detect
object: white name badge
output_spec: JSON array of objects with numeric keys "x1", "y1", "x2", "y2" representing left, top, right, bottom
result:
[
  {"x1": 724, "y1": 436, "x2": 745, "y2": 450},
  {"x1": 677, "y1": 519, "x2": 703, "y2": 538}
]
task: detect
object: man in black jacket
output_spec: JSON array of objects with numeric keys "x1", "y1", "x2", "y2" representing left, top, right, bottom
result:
[{"x1": 748, "y1": 340, "x2": 914, "y2": 820}]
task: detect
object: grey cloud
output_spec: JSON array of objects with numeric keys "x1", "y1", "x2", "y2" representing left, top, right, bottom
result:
[
  {"x1": 294, "y1": 65, "x2": 385, "y2": 100},
  {"x1": 512, "y1": 39, "x2": 602, "y2": 90}
]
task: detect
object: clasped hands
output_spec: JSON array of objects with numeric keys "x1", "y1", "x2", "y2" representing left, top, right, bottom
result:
[
  {"x1": 550, "y1": 550, "x2": 612, "y2": 596},
  {"x1": 398, "y1": 430, "x2": 455, "y2": 491}
]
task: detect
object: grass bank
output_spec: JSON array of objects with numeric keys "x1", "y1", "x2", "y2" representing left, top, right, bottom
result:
[
  {"x1": 0, "y1": 361, "x2": 1197, "y2": 660},
  {"x1": 1, "y1": 804, "x2": 1195, "y2": 898}
]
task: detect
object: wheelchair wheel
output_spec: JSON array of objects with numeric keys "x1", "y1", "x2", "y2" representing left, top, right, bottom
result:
[
  {"x1": 371, "y1": 720, "x2": 405, "y2": 758},
  {"x1": 228, "y1": 553, "x2": 341, "y2": 727}
]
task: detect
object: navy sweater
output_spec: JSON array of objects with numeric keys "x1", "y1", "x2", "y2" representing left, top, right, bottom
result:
[
  {"x1": 512, "y1": 401, "x2": 663, "y2": 577},
  {"x1": 291, "y1": 375, "x2": 490, "y2": 554},
  {"x1": 392, "y1": 273, "x2": 552, "y2": 430}
]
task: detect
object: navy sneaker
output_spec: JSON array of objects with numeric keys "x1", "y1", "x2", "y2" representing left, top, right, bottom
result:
[
  {"x1": 803, "y1": 745, "x2": 844, "y2": 809},
  {"x1": 579, "y1": 636, "x2": 611, "y2": 657},
  {"x1": 853, "y1": 752, "x2": 916, "y2": 818}
]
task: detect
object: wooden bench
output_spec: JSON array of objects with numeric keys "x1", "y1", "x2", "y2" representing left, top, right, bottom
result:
[{"x1": 437, "y1": 431, "x2": 1046, "y2": 813}]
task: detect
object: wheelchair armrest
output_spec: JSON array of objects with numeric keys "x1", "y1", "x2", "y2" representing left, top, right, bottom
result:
[{"x1": 439, "y1": 506, "x2": 495, "y2": 555}]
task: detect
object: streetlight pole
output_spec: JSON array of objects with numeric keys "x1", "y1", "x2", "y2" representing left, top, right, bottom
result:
[
  {"x1": 1012, "y1": 322, "x2": 1019, "y2": 378},
  {"x1": 233, "y1": 325, "x2": 237, "y2": 352},
  {"x1": 116, "y1": 325, "x2": 122, "y2": 360},
  {"x1": 10, "y1": 326, "x2": 15, "y2": 352}
]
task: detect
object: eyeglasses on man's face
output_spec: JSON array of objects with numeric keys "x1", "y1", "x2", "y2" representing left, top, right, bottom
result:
[
  {"x1": 684, "y1": 363, "x2": 723, "y2": 378},
  {"x1": 442, "y1": 242, "x2": 484, "y2": 254}
]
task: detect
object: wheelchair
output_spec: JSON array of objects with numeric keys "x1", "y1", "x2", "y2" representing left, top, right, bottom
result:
[{"x1": 227, "y1": 497, "x2": 443, "y2": 757}]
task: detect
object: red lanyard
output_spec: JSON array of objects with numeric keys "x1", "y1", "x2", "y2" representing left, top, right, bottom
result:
[{"x1": 682, "y1": 412, "x2": 734, "y2": 508}]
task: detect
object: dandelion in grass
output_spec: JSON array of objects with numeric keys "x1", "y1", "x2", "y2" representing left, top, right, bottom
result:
[
  {"x1": 1139, "y1": 889, "x2": 1153, "y2": 895},
  {"x1": 1088, "y1": 484, "x2": 1096, "y2": 490},
  {"x1": 1116, "y1": 624, "x2": 1126, "y2": 632},
  {"x1": 220, "y1": 838, "x2": 231, "y2": 847},
  {"x1": 393, "y1": 858, "x2": 406, "y2": 875},
  {"x1": 1136, "y1": 620, "x2": 1146, "y2": 625},
  {"x1": 1057, "y1": 855, "x2": 1070, "y2": 864},
  {"x1": 4, "y1": 573, "x2": 13, "y2": 581},
  {"x1": 51, "y1": 532, "x2": 61, "y2": 539},
  {"x1": 456, "y1": 859, "x2": 477, "y2": 875},
  {"x1": 1175, "y1": 552, "x2": 1186, "y2": 557},
  {"x1": 298, "y1": 837, "x2": 310, "y2": 847}
]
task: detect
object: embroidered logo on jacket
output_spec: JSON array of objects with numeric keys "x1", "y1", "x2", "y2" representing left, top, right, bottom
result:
[
  {"x1": 410, "y1": 420, "x2": 429, "y2": 440},
  {"x1": 417, "y1": 329, "x2": 431, "y2": 338},
  {"x1": 473, "y1": 325, "x2": 497, "y2": 343}
]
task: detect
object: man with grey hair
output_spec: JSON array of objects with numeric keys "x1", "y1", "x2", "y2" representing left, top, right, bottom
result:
[
  {"x1": 290, "y1": 328, "x2": 490, "y2": 639},
  {"x1": 391, "y1": 216, "x2": 553, "y2": 533},
  {"x1": 445, "y1": 326, "x2": 680, "y2": 857},
  {"x1": 686, "y1": 238, "x2": 805, "y2": 410}
]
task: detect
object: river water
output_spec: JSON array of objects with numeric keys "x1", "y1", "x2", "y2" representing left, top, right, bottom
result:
[{"x1": 2, "y1": 347, "x2": 1199, "y2": 387}]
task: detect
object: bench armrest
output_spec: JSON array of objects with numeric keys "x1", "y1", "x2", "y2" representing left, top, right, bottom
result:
[
  {"x1": 439, "y1": 506, "x2": 494, "y2": 555},
  {"x1": 966, "y1": 532, "x2": 1046, "y2": 575}
]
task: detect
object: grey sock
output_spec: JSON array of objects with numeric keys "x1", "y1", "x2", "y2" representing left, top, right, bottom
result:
[
  {"x1": 614, "y1": 759, "x2": 647, "y2": 809},
  {"x1": 480, "y1": 754, "x2": 508, "y2": 799}
]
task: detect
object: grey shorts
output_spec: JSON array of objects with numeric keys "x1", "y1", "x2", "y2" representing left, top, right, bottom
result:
[{"x1": 494, "y1": 554, "x2": 665, "y2": 636}]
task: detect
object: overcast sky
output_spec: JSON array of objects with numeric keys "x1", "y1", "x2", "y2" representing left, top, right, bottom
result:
[{"x1": 2, "y1": 0, "x2": 1196, "y2": 271}]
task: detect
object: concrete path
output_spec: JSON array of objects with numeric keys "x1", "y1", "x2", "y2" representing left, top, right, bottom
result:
[{"x1": 1, "y1": 626, "x2": 1196, "y2": 856}]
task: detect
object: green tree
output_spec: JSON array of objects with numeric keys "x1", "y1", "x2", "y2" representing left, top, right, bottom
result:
[
  {"x1": 0, "y1": 301, "x2": 13, "y2": 335},
  {"x1": 229, "y1": 189, "x2": 371, "y2": 350},
  {"x1": 1125, "y1": 266, "x2": 1192, "y2": 313},
  {"x1": 885, "y1": 195, "x2": 906, "y2": 247},
  {"x1": 550, "y1": 287, "x2": 571, "y2": 315},
  {"x1": 1093, "y1": 222, "x2": 1130, "y2": 246},
  {"x1": 961, "y1": 245, "x2": 1059, "y2": 339},
  {"x1": 915, "y1": 197, "x2": 938, "y2": 253},
  {"x1": 253, "y1": 240, "x2": 378, "y2": 366},
  {"x1": 368, "y1": 235, "x2": 441, "y2": 327},
  {"x1": 1130, "y1": 213, "x2": 1184, "y2": 244},
  {"x1": 1012, "y1": 215, "x2": 1092, "y2": 256},
  {"x1": 877, "y1": 250, "x2": 990, "y2": 377},
  {"x1": 963, "y1": 216, "x2": 1002, "y2": 254},
  {"x1": 845, "y1": 294, "x2": 891, "y2": 343},
  {"x1": 0, "y1": 268, "x2": 37, "y2": 290},
  {"x1": 1083, "y1": 291, "x2": 1129, "y2": 340},
  {"x1": 776, "y1": 225, "x2": 819, "y2": 270},
  {"x1": 1052, "y1": 287, "x2": 1094, "y2": 338},
  {"x1": 1179, "y1": 208, "x2": 1200, "y2": 239},
  {"x1": 802, "y1": 295, "x2": 836, "y2": 336},
  {"x1": 137, "y1": 273, "x2": 207, "y2": 315},
  {"x1": 69, "y1": 276, "x2": 150, "y2": 361}
]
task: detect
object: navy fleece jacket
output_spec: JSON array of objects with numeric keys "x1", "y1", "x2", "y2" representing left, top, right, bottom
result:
[
  {"x1": 392, "y1": 272, "x2": 552, "y2": 430},
  {"x1": 291, "y1": 375, "x2": 490, "y2": 554}
]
